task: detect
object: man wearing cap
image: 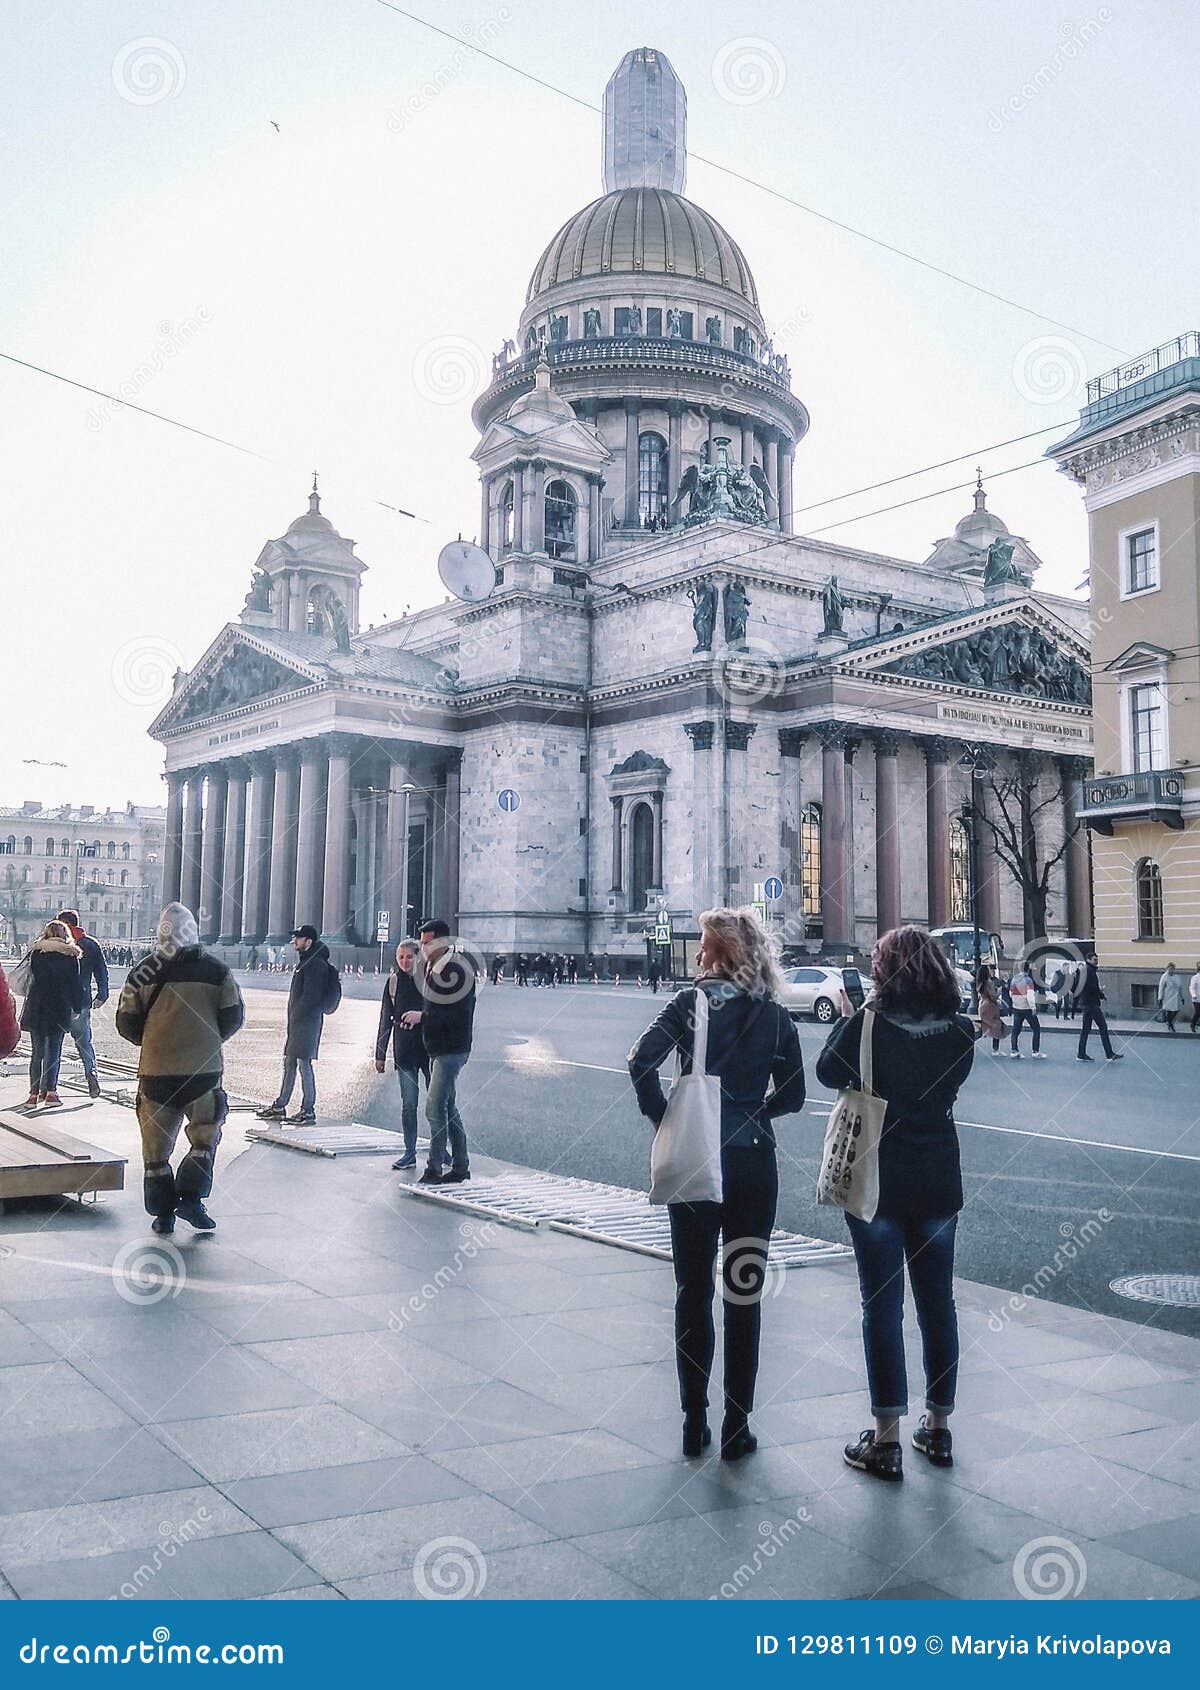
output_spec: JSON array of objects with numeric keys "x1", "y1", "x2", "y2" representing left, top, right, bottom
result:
[
  {"x1": 256, "y1": 924, "x2": 341, "y2": 1126},
  {"x1": 403, "y1": 917, "x2": 475, "y2": 1185}
]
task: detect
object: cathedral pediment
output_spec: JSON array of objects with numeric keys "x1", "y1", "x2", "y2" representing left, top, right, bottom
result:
[
  {"x1": 838, "y1": 600, "x2": 1091, "y2": 706},
  {"x1": 155, "y1": 634, "x2": 321, "y2": 731}
]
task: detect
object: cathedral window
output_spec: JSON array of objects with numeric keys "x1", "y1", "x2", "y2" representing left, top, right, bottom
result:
[
  {"x1": 629, "y1": 802, "x2": 655, "y2": 913},
  {"x1": 645, "y1": 307, "x2": 662, "y2": 337},
  {"x1": 500, "y1": 482, "x2": 515, "y2": 552},
  {"x1": 799, "y1": 803, "x2": 821, "y2": 930},
  {"x1": 638, "y1": 433, "x2": 668, "y2": 526},
  {"x1": 949, "y1": 814, "x2": 973, "y2": 924},
  {"x1": 545, "y1": 480, "x2": 577, "y2": 561}
]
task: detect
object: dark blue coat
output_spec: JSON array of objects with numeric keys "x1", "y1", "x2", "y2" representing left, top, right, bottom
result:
[{"x1": 284, "y1": 941, "x2": 334, "y2": 1060}]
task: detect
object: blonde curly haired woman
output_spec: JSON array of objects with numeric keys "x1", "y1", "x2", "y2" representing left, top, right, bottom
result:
[{"x1": 628, "y1": 907, "x2": 806, "y2": 1461}]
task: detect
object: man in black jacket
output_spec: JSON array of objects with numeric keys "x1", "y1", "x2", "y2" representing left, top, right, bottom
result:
[
  {"x1": 256, "y1": 925, "x2": 340, "y2": 1125},
  {"x1": 376, "y1": 939, "x2": 429, "y2": 1170},
  {"x1": 58, "y1": 908, "x2": 109, "y2": 1098},
  {"x1": 1076, "y1": 952, "x2": 1124, "y2": 1062},
  {"x1": 404, "y1": 918, "x2": 475, "y2": 1185}
]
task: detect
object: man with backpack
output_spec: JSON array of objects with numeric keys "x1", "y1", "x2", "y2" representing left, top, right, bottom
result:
[
  {"x1": 256, "y1": 924, "x2": 341, "y2": 1126},
  {"x1": 116, "y1": 902, "x2": 244, "y2": 1234}
]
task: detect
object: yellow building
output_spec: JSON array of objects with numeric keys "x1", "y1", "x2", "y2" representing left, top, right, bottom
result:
[{"x1": 1050, "y1": 333, "x2": 1200, "y2": 1015}]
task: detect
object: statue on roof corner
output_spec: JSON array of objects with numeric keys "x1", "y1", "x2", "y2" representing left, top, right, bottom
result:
[
  {"x1": 983, "y1": 537, "x2": 1024, "y2": 590},
  {"x1": 243, "y1": 570, "x2": 272, "y2": 614},
  {"x1": 688, "y1": 582, "x2": 717, "y2": 652},
  {"x1": 821, "y1": 575, "x2": 845, "y2": 636}
]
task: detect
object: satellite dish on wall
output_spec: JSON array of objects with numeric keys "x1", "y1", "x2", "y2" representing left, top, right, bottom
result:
[{"x1": 438, "y1": 540, "x2": 495, "y2": 603}]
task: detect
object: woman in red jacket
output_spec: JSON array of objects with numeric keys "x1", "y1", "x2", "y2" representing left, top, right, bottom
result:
[{"x1": 0, "y1": 964, "x2": 20, "y2": 1059}]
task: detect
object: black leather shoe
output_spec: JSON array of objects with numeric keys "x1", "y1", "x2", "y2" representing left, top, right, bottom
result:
[
  {"x1": 843, "y1": 1429, "x2": 902, "y2": 1480},
  {"x1": 417, "y1": 1168, "x2": 443, "y2": 1185},
  {"x1": 151, "y1": 1214, "x2": 175, "y2": 1235},
  {"x1": 87, "y1": 1074, "x2": 102, "y2": 1099},
  {"x1": 720, "y1": 1418, "x2": 758, "y2": 1461},
  {"x1": 441, "y1": 1168, "x2": 471, "y2": 1185},
  {"x1": 175, "y1": 1198, "x2": 216, "y2": 1231},
  {"x1": 912, "y1": 1415, "x2": 954, "y2": 1467},
  {"x1": 682, "y1": 1414, "x2": 711, "y2": 1458}
]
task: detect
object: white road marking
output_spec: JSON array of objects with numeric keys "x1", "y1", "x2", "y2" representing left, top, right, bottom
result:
[{"x1": 503, "y1": 1055, "x2": 1200, "y2": 1164}]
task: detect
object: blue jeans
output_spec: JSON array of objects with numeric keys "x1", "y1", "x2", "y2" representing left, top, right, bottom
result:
[
  {"x1": 425, "y1": 1052, "x2": 469, "y2": 1174},
  {"x1": 275, "y1": 1056, "x2": 316, "y2": 1114},
  {"x1": 845, "y1": 1212, "x2": 959, "y2": 1418},
  {"x1": 396, "y1": 1064, "x2": 422, "y2": 1157},
  {"x1": 29, "y1": 1028, "x2": 66, "y2": 1094},
  {"x1": 68, "y1": 1007, "x2": 98, "y2": 1079},
  {"x1": 1010, "y1": 1008, "x2": 1041, "y2": 1052}
]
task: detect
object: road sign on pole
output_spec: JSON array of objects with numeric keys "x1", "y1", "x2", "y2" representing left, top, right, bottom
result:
[
  {"x1": 498, "y1": 788, "x2": 520, "y2": 812},
  {"x1": 764, "y1": 875, "x2": 784, "y2": 901}
]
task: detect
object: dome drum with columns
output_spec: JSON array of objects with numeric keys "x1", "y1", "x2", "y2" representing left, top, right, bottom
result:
[{"x1": 148, "y1": 46, "x2": 1095, "y2": 972}]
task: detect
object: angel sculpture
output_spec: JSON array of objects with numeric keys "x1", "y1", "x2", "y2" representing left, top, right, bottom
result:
[{"x1": 730, "y1": 459, "x2": 771, "y2": 521}]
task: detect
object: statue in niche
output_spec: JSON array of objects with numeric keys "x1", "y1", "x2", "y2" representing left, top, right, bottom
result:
[
  {"x1": 723, "y1": 578, "x2": 751, "y2": 646},
  {"x1": 983, "y1": 537, "x2": 1024, "y2": 590},
  {"x1": 705, "y1": 314, "x2": 722, "y2": 344},
  {"x1": 628, "y1": 305, "x2": 643, "y2": 337},
  {"x1": 666, "y1": 307, "x2": 683, "y2": 339},
  {"x1": 583, "y1": 308, "x2": 601, "y2": 339},
  {"x1": 821, "y1": 575, "x2": 845, "y2": 636},
  {"x1": 327, "y1": 593, "x2": 352, "y2": 654},
  {"x1": 548, "y1": 314, "x2": 567, "y2": 345},
  {"x1": 243, "y1": 570, "x2": 272, "y2": 614},
  {"x1": 688, "y1": 582, "x2": 718, "y2": 652}
]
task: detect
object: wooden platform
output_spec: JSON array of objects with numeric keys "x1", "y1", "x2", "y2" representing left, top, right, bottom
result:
[{"x1": 0, "y1": 1110, "x2": 127, "y2": 1202}]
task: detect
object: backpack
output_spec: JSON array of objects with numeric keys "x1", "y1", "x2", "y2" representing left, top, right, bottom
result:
[{"x1": 322, "y1": 960, "x2": 342, "y2": 1015}]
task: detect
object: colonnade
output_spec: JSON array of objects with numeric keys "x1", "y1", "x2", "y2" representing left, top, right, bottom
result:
[{"x1": 161, "y1": 738, "x2": 461, "y2": 948}]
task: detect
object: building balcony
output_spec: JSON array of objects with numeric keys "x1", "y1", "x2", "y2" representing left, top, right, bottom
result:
[{"x1": 1076, "y1": 768, "x2": 1186, "y2": 834}]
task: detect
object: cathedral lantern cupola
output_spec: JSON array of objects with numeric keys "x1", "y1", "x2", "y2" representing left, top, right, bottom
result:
[{"x1": 242, "y1": 475, "x2": 365, "y2": 646}]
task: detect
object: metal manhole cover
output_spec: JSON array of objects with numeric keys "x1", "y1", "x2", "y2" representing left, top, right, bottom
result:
[{"x1": 1110, "y1": 1273, "x2": 1200, "y2": 1308}]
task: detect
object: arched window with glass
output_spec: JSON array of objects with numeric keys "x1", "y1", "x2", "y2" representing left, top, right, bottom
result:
[
  {"x1": 949, "y1": 814, "x2": 973, "y2": 923},
  {"x1": 799, "y1": 802, "x2": 821, "y2": 935},
  {"x1": 45, "y1": 838, "x2": 55, "y2": 856},
  {"x1": 1135, "y1": 858, "x2": 1164, "y2": 940},
  {"x1": 637, "y1": 432, "x2": 668, "y2": 528},
  {"x1": 544, "y1": 479, "x2": 577, "y2": 561},
  {"x1": 499, "y1": 481, "x2": 515, "y2": 553}
]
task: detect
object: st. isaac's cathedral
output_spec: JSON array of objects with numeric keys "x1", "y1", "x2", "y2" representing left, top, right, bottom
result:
[{"x1": 150, "y1": 48, "x2": 1094, "y2": 971}]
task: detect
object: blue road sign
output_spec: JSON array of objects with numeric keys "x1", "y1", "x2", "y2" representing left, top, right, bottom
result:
[
  {"x1": 764, "y1": 875, "x2": 784, "y2": 900},
  {"x1": 497, "y1": 788, "x2": 520, "y2": 812}
]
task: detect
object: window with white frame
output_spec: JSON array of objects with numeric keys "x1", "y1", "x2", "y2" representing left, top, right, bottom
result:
[
  {"x1": 1130, "y1": 682, "x2": 1166, "y2": 772},
  {"x1": 1126, "y1": 526, "x2": 1158, "y2": 594}
]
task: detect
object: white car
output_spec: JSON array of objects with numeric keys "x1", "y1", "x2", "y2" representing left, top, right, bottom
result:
[{"x1": 779, "y1": 965, "x2": 869, "y2": 1024}]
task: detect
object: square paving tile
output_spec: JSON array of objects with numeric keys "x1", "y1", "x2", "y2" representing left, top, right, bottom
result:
[
  {"x1": 0, "y1": 1361, "x2": 133, "y2": 1438},
  {"x1": 1025, "y1": 1353, "x2": 1195, "y2": 1395},
  {"x1": 0, "y1": 1485, "x2": 253, "y2": 1569},
  {"x1": 947, "y1": 1445, "x2": 1200, "y2": 1539},
  {"x1": 0, "y1": 1311, "x2": 56, "y2": 1366},
  {"x1": 6, "y1": 1528, "x2": 315, "y2": 1601},
  {"x1": 1089, "y1": 1424, "x2": 1200, "y2": 1490},
  {"x1": 69, "y1": 1345, "x2": 322, "y2": 1425},
  {"x1": 433, "y1": 1428, "x2": 663, "y2": 1493},
  {"x1": 338, "y1": 1538, "x2": 651, "y2": 1600},
  {"x1": 223, "y1": 1455, "x2": 469, "y2": 1528},
  {"x1": 149, "y1": 1403, "x2": 408, "y2": 1483},
  {"x1": 276, "y1": 1494, "x2": 552, "y2": 1583},
  {"x1": 1100, "y1": 1513, "x2": 1200, "y2": 1583},
  {"x1": 345, "y1": 1379, "x2": 589, "y2": 1450},
  {"x1": 194, "y1": 1293, "x2": 385, "y2": 1343},
  {"x1": 246, "y1": 1329, "x2": 488, "y2": 1400},
  {"x1": 0, "y1": 1425, "x2": 204, "y2": 1515}
]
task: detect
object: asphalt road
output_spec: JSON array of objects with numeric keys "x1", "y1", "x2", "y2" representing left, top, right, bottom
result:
[{"x1": 87, "y1": 973, "x2": 1200, "y2": 1337}]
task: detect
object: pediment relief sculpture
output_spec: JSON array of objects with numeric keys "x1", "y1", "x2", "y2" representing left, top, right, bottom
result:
[
  {"x1": 175, "y1": 644, "x2": 311, "y2": 724},
  {"x1": 884, "y1": 623, "x2": 1090, "y2": 704}
]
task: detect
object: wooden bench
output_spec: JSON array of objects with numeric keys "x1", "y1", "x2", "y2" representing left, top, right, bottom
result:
[{"x1": 0, "y1": 1112, "x2": 126, "y2": 1204}]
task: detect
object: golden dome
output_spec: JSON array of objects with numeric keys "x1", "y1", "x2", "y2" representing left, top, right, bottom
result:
[{"x1": 526, "y1": 188, "x2": 759, "y2": 308}]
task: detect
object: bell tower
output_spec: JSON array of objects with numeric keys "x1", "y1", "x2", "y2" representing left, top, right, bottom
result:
[{"x1": 243, "y1": 476, "x2": 366, "y2": 647}]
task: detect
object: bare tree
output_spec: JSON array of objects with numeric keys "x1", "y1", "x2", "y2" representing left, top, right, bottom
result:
[
  {"x1": 0, "y1": 865, "x2": 28, "y2": 952},
  {"x1": 970, "y1": 754, "x2": 1078, "y2": 942}
]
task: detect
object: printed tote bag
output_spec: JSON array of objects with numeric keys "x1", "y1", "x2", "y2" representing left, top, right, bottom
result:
[{"x1": 816, "y1": 1008, "x2": 885, "y2": 1222}]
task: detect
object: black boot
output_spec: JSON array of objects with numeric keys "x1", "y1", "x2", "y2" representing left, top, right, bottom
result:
[
  {"x1": 682, "y1": 1411, "x2": 711, "y2": 1459},
  {"x1": 720, "y1": 1412, "x2": 758, "y2": 1461}
]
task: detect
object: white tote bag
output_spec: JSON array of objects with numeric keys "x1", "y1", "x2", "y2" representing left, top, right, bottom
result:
[
  {"x1": 8, "y1": 952, "x2": 33, "y2": 997},
  {"x1": 649, "y1": 985, "x2": 723, "y2": 1206},
  {"x1": 816, "y1": 1008, "x2": 885, "y2": 1222}
]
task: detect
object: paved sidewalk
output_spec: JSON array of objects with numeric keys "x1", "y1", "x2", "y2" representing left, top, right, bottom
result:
[{"x1": 0, "y1": 1094, "x2": 1198, "y2": 1602}]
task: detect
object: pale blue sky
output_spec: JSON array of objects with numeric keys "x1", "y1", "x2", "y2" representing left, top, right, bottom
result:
[{"x1": 2, "y1": 0, "x2": 1197, "y2": 804}]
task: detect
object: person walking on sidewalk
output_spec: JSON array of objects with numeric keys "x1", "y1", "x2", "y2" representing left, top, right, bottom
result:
[
  {"x1": 56, "y1": 908, "x2": 109, "y2": 1098},
  {"x1": 628, "y1": 907, "x2": 806, "y2": 1463},
  {"x1": 1007, "y1": 964, "x2": 1045, "y2": 1058},
  {"x1": 1189, "y1": 962, "x2": 1200, "y2": 1034},
  {"x1": 116, "y1": 903, "x2": 244, "y2": 1234},
  {"x1": 19, "y1": 920, "x2": 83, "y2": 1107},
  {"x1": 408, "y1": 918, "x2": 475, "y2": 1186},
  {"x1": 1076, "y1": 951, "x2": 1123, "y2": 1062},
  {"x1": 817, "y1": 925, "x2": 975, "y2": 1482},
  {"x1": 1157, "y1": 962, "x2": 1185, "y2": 1033},
  {"x1": 256, "y1": 925, "x2": 341, "y2": 1126},
  {"x1": 376, "y1": 939, "x2": 429, "y2": 1171},
  {"x1": 977, "y1": 965, "x2": 1004, "y2": 1053}
]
